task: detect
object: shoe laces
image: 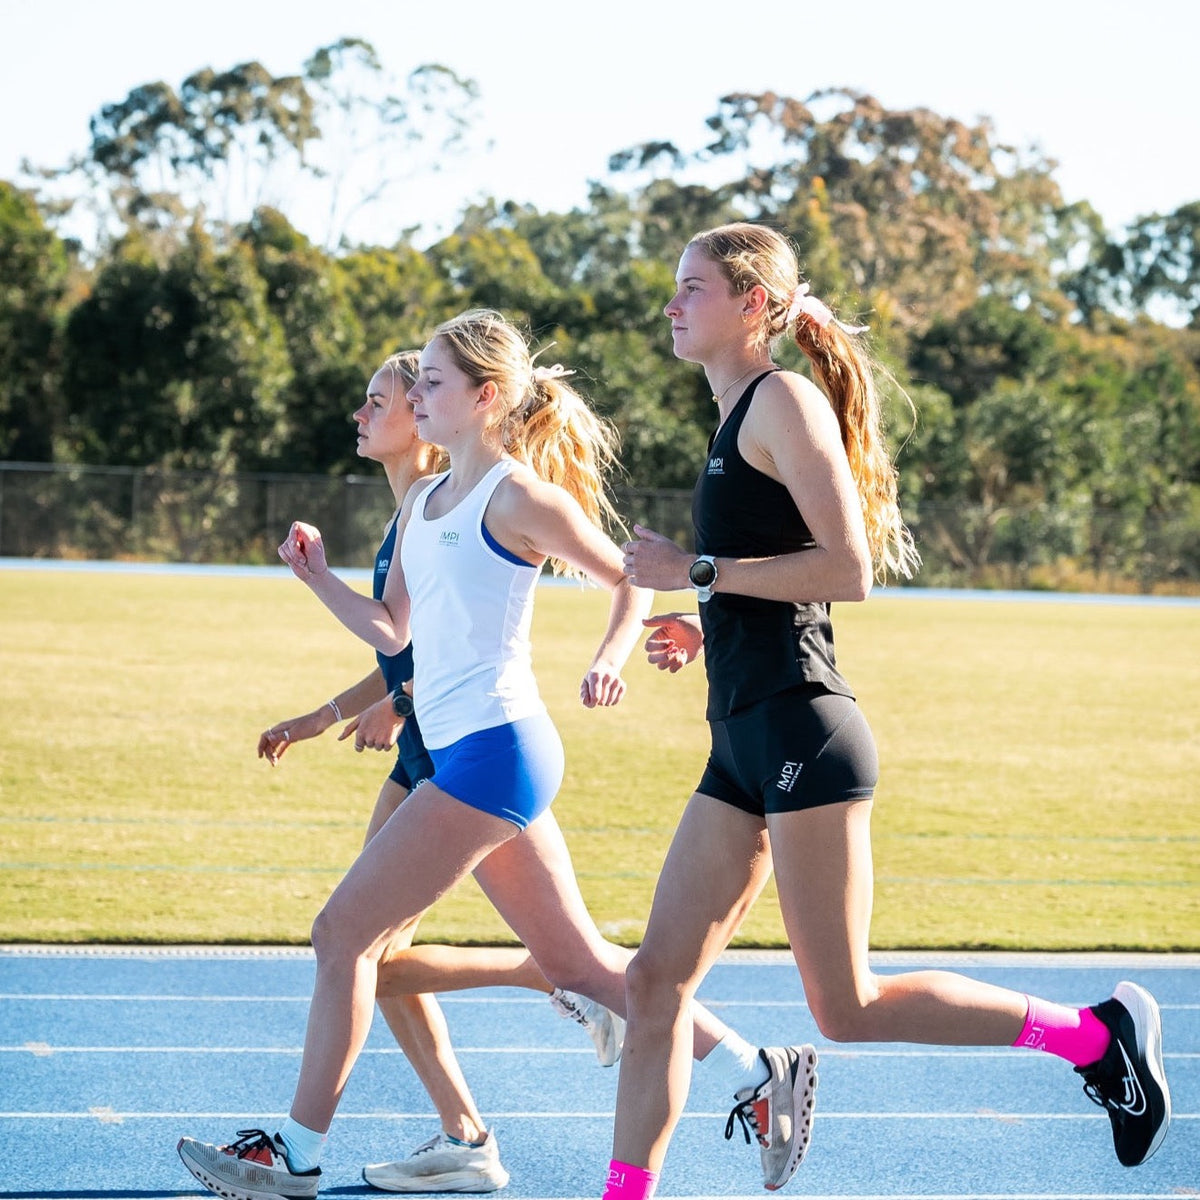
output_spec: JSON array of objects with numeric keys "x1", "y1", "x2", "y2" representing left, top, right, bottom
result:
[
  {"x1": 1080, "y1": 1069, "x2": 1123, "y2": 1115},
  {"x1": 551, "y1": 990, "x2": 590, "y2": 1026},
  {"x1": 226, "y1": 1129, "x2": 279, "y2": 1161},
  {"x1": 410, "y1": 1134, "x2": 447, "y2": 1157},
  {"x1": 724, "y1": 1098, "x2": 763, "y2": 1146},
  {"x1": 1077, "y1": 1058, "x2": 1122, "y2": 1115}
]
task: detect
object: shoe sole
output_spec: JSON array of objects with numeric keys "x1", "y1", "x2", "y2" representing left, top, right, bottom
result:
[
  {"x1": 361, "y1": 1166, "x2": 510, "y2": 1193},
  {"x1": 178, "y1": 1141, "x2": 317, "y2": 1200},
  {"x1": 595, "y1": 1013, "x2": 626, "y2": 1067},
  {"x1": 765, "y1": 1044, "x2": 819, "y2": 1192},
  {"x1": 1114, "y1": 980, "x2": 1171, "y2": 1165}
]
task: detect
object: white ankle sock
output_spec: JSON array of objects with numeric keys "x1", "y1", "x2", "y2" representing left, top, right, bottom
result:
[
  {"x1": 709, "y1": 1033, "x2": 769, "y2": 1093},
  {"x1": 277, "y1": 1116, "x2": 326, "y2": 1171}
]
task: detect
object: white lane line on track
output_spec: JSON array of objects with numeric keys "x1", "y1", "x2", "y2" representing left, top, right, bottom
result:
[
  {"x1": 1, "y1": 1110, "x2": 1196, "y2": 1121},
  {"x1": 3, "y1": 1044, "x2": 1199, "y2": 1059}
]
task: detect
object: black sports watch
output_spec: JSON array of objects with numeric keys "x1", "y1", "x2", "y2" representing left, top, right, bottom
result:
[
  {"x1": 688, "y1": 555, "x2": 718, "y2": 603},
  {"x1": 391, "y1": 689, "x2": 415, "y2": 719}
]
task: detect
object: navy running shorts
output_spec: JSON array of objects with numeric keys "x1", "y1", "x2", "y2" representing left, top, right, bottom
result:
[
  {"x1": 388, "y1": 744, "x2": 434, "y2": 792},
  {"x1": 697, "y1": 686, "x2": 878, "y2": 817},
  {"x1": 428, "y1": 712, "x2": 564, "y2": 830}
]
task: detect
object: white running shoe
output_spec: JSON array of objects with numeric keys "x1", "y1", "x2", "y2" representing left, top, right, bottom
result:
[
  {"x1": 363, "y1": 1130, "x2": 509, "y2": 1193},
  {"x1": 725, "y1": 1045, "x2": 819, "y2": 1191},
  {"x1": 549, "y1": 987, "x2": 625, "y2": 1067},
  {"x1": 177, "y1": 1128, "x2": 320, "y2": 1200}
]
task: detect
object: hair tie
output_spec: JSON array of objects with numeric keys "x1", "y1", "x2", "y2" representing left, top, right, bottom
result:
[
  {"x1": 786, "y1": 283, "x2": 869, "y2": 335},
  {"x1": 532, "y1": 363, "x2": 574, "y2": 385}
]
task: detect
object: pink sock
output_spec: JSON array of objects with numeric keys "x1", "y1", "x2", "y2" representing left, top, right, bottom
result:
[
  {"x1": 1013, "y1": 995, "x2": 1111, "y2": 1067},
  {"x1": 603, "y1": 1159, "x2": 659, "y2": 1200}
]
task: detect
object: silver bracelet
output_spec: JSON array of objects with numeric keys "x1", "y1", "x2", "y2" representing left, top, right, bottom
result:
[{"x1": 326, "y1": 698, "x2": 343, "y2": 722}]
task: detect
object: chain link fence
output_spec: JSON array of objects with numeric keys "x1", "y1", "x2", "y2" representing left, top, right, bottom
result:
[{"x1": 2, "y1": 462, "x2": 1197, "y2": 592}]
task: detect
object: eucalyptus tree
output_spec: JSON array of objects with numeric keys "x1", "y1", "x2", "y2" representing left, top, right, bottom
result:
[
  {"x1": 302, "y1": 39, "x2": 484, "y2": 248},
  {"x1": 26, "y1": 40, "x2": 482, "y2": 254},
  {"x1": 1107, "y1": 201, "x2": 1200, "y2": 327},
  {"x1": 611, "y1": 88, "x2": 1072, "y2": 331}
]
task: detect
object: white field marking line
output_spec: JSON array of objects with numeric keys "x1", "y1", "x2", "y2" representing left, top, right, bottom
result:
[
  {"x1": 5, "y1": 1044, "x2": 1200, "y2": 1060},
  {"x1": 3, "y1": 993, "x2": 1200, "y2": 1012},
  {"x1": 4, "y1": 946, "x2": 1200, "y2": 968}
]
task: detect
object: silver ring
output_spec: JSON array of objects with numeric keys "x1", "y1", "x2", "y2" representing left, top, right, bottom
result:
[{"x1": 282, "y1": 730, "x2": 290, "y2": 742}]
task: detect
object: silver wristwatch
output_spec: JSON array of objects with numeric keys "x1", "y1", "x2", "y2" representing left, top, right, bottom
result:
[{"x1": 687, "y1": 555, "x2": 718, "y2": 603}]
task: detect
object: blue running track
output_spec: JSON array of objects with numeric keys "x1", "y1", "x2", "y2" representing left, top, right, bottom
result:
[{"x1": 0, "y1": 946, "x2": 1195, "y2": 1199}]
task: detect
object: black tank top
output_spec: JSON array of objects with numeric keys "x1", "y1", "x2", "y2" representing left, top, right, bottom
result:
[{"x1": 692, "y1": 372, "x2": 854, "y2": 719}]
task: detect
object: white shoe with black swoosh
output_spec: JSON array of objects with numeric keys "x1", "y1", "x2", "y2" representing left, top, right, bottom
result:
[{"x1": 1075, "y1": 980, "x2": 1171, "y2": 1166}]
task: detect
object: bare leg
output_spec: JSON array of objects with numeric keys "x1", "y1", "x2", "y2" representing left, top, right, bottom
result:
[
  {"x1": 363, "y1": 780, "x2": 489, "y2": 1142},
  {"x1": 473, "y1": 807, "x2": 754, "y2": 1061},
  {"x1": 290, "y1": 781, "x2": 518, "y2": 1132},
  {"x1": 611, "y1": 794, "x2": 772, "y2": 1172},
  {"x1": 771, "y1": 799, "x2": 1027, "y2": 1044},
  {"x1": 378, "y1": 943, "x2": 551, "y2": 997}
]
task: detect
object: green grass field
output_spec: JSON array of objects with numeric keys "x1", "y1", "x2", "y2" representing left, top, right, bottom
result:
[{"x1": 1, "y1": 569, "x2": 1197, "y2": 950}]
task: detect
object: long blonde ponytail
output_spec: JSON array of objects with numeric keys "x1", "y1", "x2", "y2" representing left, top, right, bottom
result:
[
  {"x1": 432, "y1": 310, "x2": 624, "y2": 577},
  {"x1": 688, "y1": 223, "x2": 918, "y2": 580}
]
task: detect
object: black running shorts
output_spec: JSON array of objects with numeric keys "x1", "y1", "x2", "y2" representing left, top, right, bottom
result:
[{"x1": 697, "y1": 686, "x2": 879, "y2": 816}]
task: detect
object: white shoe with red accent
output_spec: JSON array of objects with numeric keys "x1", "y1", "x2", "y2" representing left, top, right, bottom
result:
[
  {"x1": 725, "y1": 1045, "x2": 818, "y2": 1191},
  {"x1": 177, "y1": 1128, "x2": 320, "y2": 1200}
]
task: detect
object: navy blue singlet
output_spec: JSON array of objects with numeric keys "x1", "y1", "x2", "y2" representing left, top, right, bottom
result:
[{"x1": 374, "y1": 516, "x2": 431, "y2": 773}]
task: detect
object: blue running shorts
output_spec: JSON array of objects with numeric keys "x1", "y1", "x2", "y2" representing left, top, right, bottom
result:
[{"x1": 428, "y1": 712, "x2": 564, "y2": 829}]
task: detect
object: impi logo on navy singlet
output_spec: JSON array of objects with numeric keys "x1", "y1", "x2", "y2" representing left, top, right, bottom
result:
[{"x1": 707, "y1": 457, "x2": 724, "y2": 475}]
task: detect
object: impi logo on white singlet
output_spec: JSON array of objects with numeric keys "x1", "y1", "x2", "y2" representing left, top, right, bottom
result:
[{"x1": 438, "y1": 531, "x2": 460, "y2": 548}]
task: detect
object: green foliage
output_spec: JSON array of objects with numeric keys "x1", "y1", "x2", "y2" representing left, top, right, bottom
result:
[
  {"x1": 3, "y1": 45, "x2": 1197, "y2": 589},
  {"x1": 0, "y1": 182, "x2": 69, "y2": 460},
  {"x1": 239, "y1": 208, "x2": 367, "y2": 472},
  {"x1": 61, "y1": 226, "x2": 291, "y2": 473}
]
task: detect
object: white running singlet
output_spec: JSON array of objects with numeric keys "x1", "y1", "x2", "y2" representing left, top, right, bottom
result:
[{"x1": 401, "y1": 459, "x2": 546, "y2": 750}]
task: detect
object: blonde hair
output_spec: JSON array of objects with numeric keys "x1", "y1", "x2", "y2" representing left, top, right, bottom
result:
[
  {"x1": 378, "y1": 349, "x2": 443, "y2": 476},
  {"x1": 430, "y1": 310, "x2": 623, "y2": 576},
  {"x1": 688, "y1": 222, "x2": 919, "y2": 581}
]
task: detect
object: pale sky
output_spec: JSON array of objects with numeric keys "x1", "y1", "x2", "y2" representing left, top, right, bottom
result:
[{"x1": 2, "y1": 0, "x2": 1197, "y2": 246}]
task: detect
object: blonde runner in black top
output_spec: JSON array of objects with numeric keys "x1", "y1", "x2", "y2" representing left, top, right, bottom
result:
[
  {"x1": 691, "y1": 371, "x2": 877, "y2": 816},
  {"x1": 692, "y1": 371, "x2": 854, "y2": 719}
]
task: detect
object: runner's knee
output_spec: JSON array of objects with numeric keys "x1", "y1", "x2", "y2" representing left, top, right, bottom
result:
[{"x1": 624, "y1": 947, "x2": 693, "y2": 1020}]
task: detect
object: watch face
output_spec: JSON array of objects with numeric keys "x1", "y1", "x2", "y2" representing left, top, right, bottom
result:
[
  {"x1": 689, "y1": 558, "x2": 717, "y2": 587},
  {"x1": 392, "y1": 692, "x2": 414, "y2": 718}
]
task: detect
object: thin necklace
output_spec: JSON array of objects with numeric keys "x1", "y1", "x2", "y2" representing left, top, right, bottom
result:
[{"x1": 712, "y1": 363, "x2": 774, "y2": 404}]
